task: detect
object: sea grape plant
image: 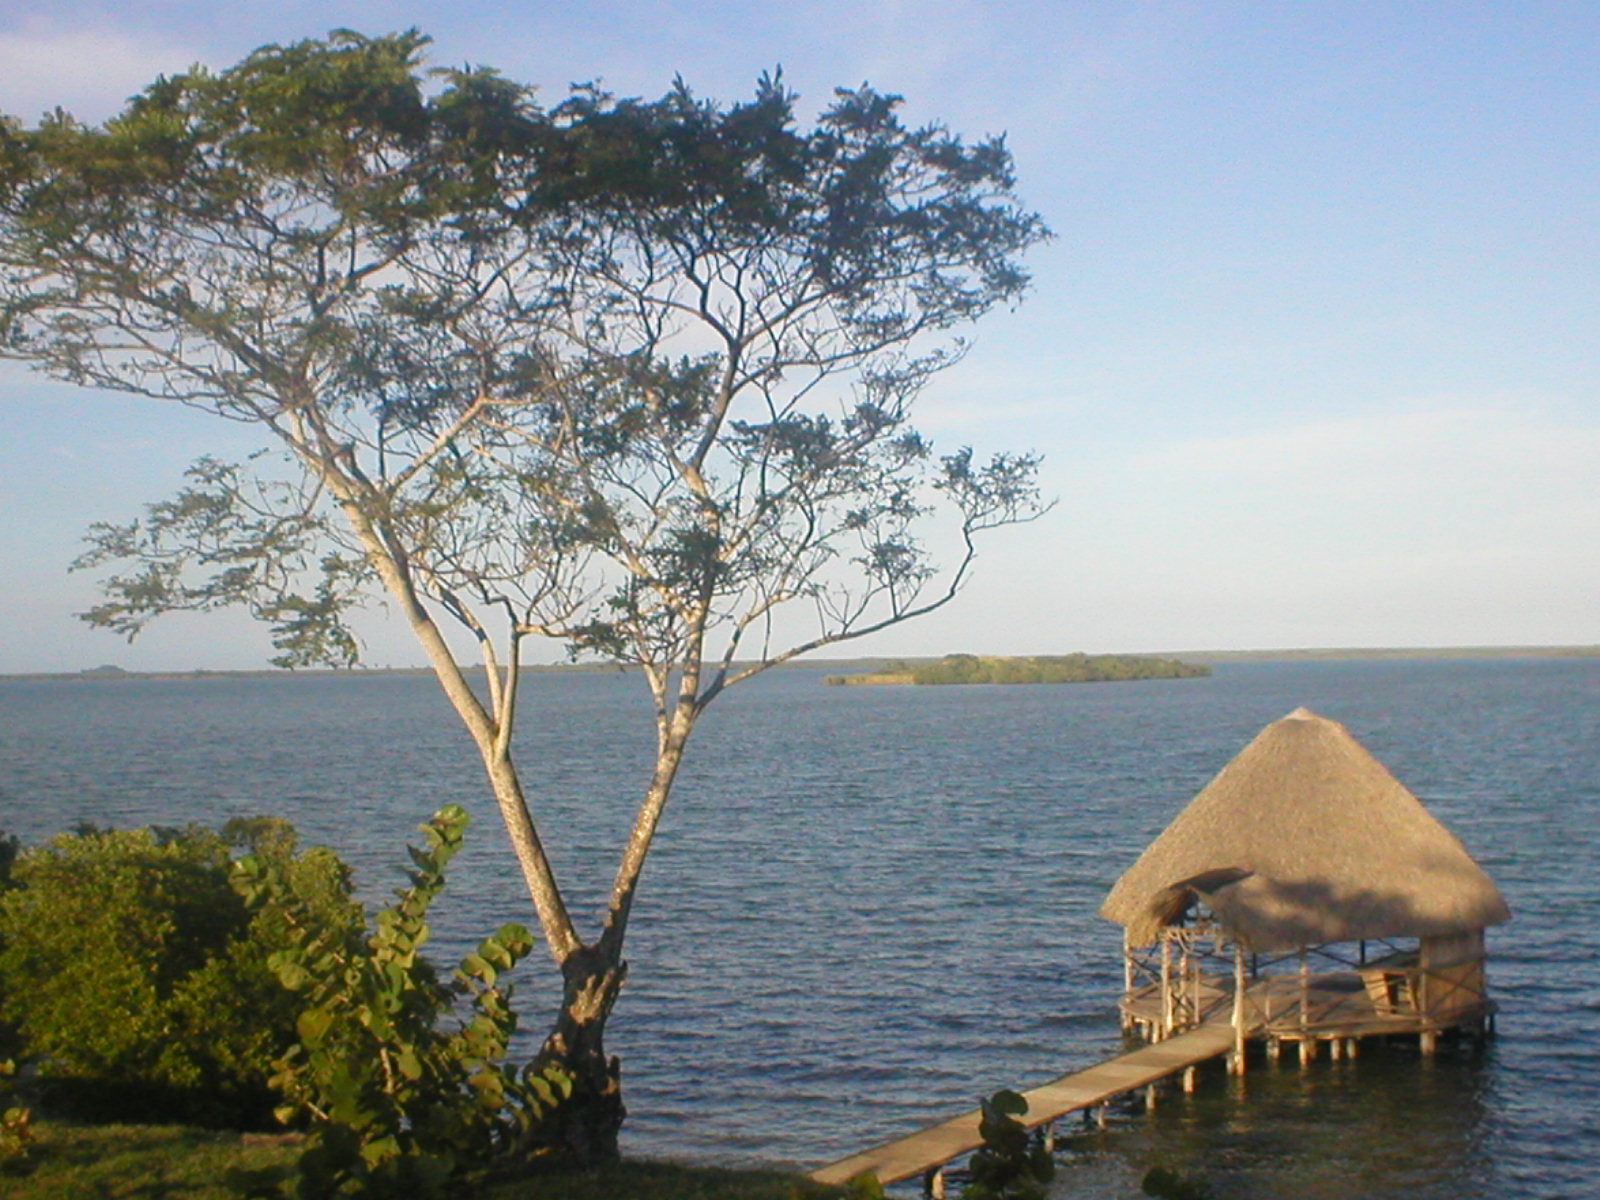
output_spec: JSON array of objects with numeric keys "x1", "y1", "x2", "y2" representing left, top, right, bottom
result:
[
  {"x1": 963, "y1": 1088, "x2": 1054, "y2": 1200},
  {"x1": 235, "y1": 805, "x2": 571, "y2": 1197}
]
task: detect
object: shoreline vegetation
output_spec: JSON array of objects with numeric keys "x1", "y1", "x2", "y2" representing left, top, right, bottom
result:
[
  {"x1": 825, "y1": 653, "x2": 1210, "y2": 687},
  {"x1": 2, "y1": 644, "x2": 1596, "y2": 683}
]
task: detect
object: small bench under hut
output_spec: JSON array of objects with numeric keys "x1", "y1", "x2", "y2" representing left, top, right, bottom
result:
[{"x1": 1102, "y1": 707, "x2": 1510, "y2": 1069}]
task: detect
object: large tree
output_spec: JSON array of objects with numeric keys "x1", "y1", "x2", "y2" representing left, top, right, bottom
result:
[{"x1": 0, "y1": 31, "x2": 1048, "y2": 1159}]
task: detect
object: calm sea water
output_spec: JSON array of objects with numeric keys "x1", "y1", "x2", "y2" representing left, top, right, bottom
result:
[{"x1": 1, "y1": 659, "x2": 1596, "y2": 1198}]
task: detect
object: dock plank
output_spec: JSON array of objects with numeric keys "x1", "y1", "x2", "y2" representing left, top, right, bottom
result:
[{"x1": 810, "y1": 1024, "x2": 1238, "y2": 1187}]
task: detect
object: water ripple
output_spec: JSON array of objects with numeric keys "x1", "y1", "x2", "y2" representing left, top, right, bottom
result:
[{"x1": 2, "y1": 659, "x2": 1596, "y2": 1197}]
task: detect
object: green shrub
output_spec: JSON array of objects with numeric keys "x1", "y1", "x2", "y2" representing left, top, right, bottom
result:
[
  {"x1": 0, "y1": 829, "x2": 19, "y2": 1064},
  {"x1": 0, "y1": 819, "x2": 358, "y2": 1127},
  {"x1": 0, "y1": 830, "x2": 30, "y2": 1169},
  {"x1": 0, "y1": 1056, "x2": 32, "y2": 1169},
  {"x1": 963, "y1": 1089, "x2": 1053, "y2": 1200},
  {"x1": 238, "y1": 805, "x2": 570, "y2": 1198}
]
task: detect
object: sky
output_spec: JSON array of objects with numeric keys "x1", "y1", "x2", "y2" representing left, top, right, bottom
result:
[{"x1": 1, "y1": 1, "x2": 1596, "y2": 672}]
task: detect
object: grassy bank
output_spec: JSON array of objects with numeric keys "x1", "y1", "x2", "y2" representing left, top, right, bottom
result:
[{"x1": 6, "y1": 1122, "x2": 833, "y2": 1200}]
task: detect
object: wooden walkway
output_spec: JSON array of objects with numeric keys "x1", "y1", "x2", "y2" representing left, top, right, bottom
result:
[{"x1": 810, "y1": 1023, "x2": 1239, "y2": 1187}]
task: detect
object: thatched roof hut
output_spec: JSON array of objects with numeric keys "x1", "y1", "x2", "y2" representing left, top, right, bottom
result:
[{"x1": 1102, "y1": 707, "x2": 1511, "y2": 951}]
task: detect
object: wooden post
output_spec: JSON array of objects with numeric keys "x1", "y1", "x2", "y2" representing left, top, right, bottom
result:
[
  {"x1": 1096, "y1": 1105, "x2": 1108, "y2": 1130},
  {"x1": 924, "y1": 1166, "x2": 945, "y2": 1199},
  {"x1": 1330, "y1": 1036, "x2": 1343, "y2": 1061},
  {"x1": 1042, "y1": 1121, "x2": 1056, "y2": 1153},
  {"x1": 1189, "y1": 945, "x2": 1200, "y2": 1028},
  {"x1": 1160, "y1": 934, "x2": 1173, "y2": 1039},
  {"x1": 1298, "y1": 948, "x2": 1309, "y2": 1039},
  {"x1": 1145, "y1": 1083, "x2": 1157, "y2": 1111},
  {"x1": 1299, "y1": 1037, "x2": 1314, "y2": 1067},
  {"x1": 1183, "y1": 1066, "x2": 1197, "y2": 1093},
  {"x1": 1345, "y1": 1037, "x2": 1359, "y2": 1059},
  {"x1": 1267, "y1": 1037, "x2": 1281, "y2": 1063},
  {"x1": 1231, "y1": 941, "x2": 1248, "y2": 1076},
  {"x1": 1122, "y1": 931, "x2": 1135, "y2": 1032},
  {"x1": 1420, "y1": 1030, "x2": 1437, "y2": 1056}
]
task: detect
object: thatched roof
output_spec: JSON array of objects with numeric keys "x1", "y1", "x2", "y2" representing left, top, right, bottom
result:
[{"x1": 1101, "y1": 708, "x2": 1511, "y2": 950}]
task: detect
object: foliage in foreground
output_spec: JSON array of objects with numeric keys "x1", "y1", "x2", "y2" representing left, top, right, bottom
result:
[
  {"x1": 0, "y1": 820, "x2": 359, "y2": 1127},
  {"x1": 0, "y1": 831, "x2": 29, "y2": 1168},
  {"x1": 6, "y1": 1122, "x2": 841, "y2": 1200},
  {"x1": 1, "y1": 1057, "x2": 33, "y2": 1166},
  {"x1": 0, "y1": 827, "x2": 18, "y2": 1061},
  {"x1": 963, "y1": 1088, "x2": 1054, "y2": 1200},
  {"x1": 239, "y1": 805, "x2": 572, "y2": 1198}
]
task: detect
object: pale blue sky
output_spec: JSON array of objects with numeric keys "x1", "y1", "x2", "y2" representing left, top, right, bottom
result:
[{"x1": 2, "y1": 2, "x2": 1596, "y2": 671}]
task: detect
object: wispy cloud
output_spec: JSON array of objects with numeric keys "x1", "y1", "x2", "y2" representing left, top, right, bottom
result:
[
  {"x1": 0, "y1": 19, "x2": 200, "y2": 122},
  {"x1": 1131, "y1": 402, "x2": 1600, "y2": 512},
  {"x1": 1050, "y1": 398, "x2": 1600, "y2": 634}
]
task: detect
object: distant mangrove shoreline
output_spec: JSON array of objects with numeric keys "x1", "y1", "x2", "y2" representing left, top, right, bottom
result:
[
  {"x1": 2, "y1": 644, "x2": 1595, "y2": 682},
  {"x1": 824, "y1": 652, "x2": 1211, "y2": 687}
]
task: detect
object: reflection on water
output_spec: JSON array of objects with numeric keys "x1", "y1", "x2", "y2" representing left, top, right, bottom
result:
[
  {"x1": 1, "y1": 658, "x2": 1597, "y2": 1198},
  {"x1": 1056, "y1": 1037, "x2": 1498, "y2": 1199}
]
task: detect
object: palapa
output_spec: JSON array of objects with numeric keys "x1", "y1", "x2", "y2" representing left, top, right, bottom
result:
[{"x1": 1102, "y1": 707, "x2": 1511, "y2": 950}]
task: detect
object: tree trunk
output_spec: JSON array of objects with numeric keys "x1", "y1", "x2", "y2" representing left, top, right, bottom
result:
[{"x1": 537, "y1": 944, "x2": 627, "y2": 1163}]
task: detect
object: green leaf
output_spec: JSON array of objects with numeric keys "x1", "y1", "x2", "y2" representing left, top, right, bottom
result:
[
  {"x1": 296, "y1": 1007, "x2": 334, "y2": 1046},
  {"x1": 361, "y1": 1134, "x2": 401, "y2": 1166},
  {"x1": 396, "y1": 1047, "x2": 423, "y2": 1081}
]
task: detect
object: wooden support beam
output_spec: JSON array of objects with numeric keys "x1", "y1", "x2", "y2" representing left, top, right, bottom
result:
[
  {"x1": 1231, "y1": 942, "x2": 1248, "y2": 1076},
  {"x1": 1122, "y1": 931, "x2": 1135, "y2": 1032},
  {"x1": 923, "y1": 1166, "x2": 944, "y2": 1199},
  {"x1": 1183, "y1": 1066, "x2": 1197, "y2": 1093},
  {"x1": 1187, "y1": 945, "x2": 1199, "y2": 1029},
  {"x1": 1299, "y1": 948, "x2": 1310, "y2": 1040},
  {"x1": 1160, "y1": 936, "x2": 1173, "y2": 1039}
]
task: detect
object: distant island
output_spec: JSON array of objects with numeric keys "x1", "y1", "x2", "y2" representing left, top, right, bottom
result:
[
  {"x1": 2, "y1": 645, "x2": 1595, "y2": 682},
  {"x1": 825, "y1": 652, "x2": 1211, "y2": 687}
]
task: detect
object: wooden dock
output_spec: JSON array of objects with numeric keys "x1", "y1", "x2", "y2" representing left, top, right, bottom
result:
[{"x1": 810, "y1": 1023, "x2": 1239, "y2": 1188}]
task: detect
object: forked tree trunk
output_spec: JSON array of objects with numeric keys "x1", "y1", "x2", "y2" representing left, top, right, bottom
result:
[
  {"x1": 537, "y1": 944, "x2": 628, "y2": 1161},
  {"x1": 337, "y1": 488, "x2": 694, "y2": 1164}
]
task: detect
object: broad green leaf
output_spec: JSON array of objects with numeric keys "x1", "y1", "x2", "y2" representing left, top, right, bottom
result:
[{"x1": 296, "y1": 1007, "x2": 334, "y2": 1045}]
